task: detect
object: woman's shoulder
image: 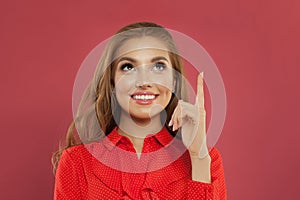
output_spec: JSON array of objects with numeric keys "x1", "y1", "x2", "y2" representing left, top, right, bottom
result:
[
  {"x1": 57, "y1": 143, "x2": 99, "y2": 174},
  {"x1": 62, "y1": 141, "x2": 107, "y2": 159},
  {"x1": 209, "y1": 147, "x2": 224, "y2": 164},
  {"x1": 208, "y1": 147, "x2": 225, "y2": 178},
  {"x1": 60, "y1": 143, "x2": 94, "y2": 163},
  {"x1": 64, "y1": 144, "x2": 86, "y2": 154},
  {"x1": 209, "y1": 147, "x2": 222, "y2": 161}
]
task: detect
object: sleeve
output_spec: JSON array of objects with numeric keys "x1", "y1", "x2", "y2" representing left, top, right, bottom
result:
[
  {"x1": 187, "y1": 148, "x2": 227, "y2": 200},
  {"x1": 54, "y1": 149, "x2": 82, "y2": 200}
]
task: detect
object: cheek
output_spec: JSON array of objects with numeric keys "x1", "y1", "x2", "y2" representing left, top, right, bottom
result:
[
  {"x1": 114, "y1": 75, "x2": 134, "y2": 93},
  {"x1": 155, "y1": 72, "x2": 174, "y2": 94},
  {"x1": 114, "y1": 75, "x2": 136, "y2": 109},
  {"x1": 157, "y1": 86, "x2": 172, "y2": 104},
  {"x1": 151, "y1": 73, "x2": 174, "y2": 91}
]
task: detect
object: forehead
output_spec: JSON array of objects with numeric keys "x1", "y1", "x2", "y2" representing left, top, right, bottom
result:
[{"x1": 115, "y1": 36, "x2": 170, "y2": 59}]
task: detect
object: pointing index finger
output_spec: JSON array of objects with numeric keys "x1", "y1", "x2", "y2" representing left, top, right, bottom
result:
[{"x1": 195, "y1": 72, "x2": 204, "y2": 109}]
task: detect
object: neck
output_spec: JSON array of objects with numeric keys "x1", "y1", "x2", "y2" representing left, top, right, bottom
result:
[
  {"x1": 118, "y1": 112, "x2": 163, "y2": 139},
  {"x1": 118, "y1": 112, "x2": 164, "y2": 155}
]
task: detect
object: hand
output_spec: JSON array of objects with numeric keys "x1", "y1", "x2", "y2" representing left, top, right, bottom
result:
[{"x1": 168, "y1": 72, "x2": 208, "y2": 159}]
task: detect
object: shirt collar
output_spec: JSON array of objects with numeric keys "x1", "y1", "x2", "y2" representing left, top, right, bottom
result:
[{"x1": 103, "y1": 126, "x2": 174, "y2": 151}]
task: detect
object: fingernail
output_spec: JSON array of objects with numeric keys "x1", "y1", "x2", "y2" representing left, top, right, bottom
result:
[
  {"x1": 168, "y1": 120, "x2": 172, "y2": 126},
  {"x1": 200, "y1": 72, "x2": 204, "y2": 78}
]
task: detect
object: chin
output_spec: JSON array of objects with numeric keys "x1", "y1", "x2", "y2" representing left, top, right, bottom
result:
[
  {"x1": 129, "y1": 110, "x2": 162, "y2": 120},
  {"x1": 129, "y1": 112, "x2": 154, "y2": 120}
]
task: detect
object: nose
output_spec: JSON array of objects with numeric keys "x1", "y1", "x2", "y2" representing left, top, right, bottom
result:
[{"x1": 135, "y1": 66, "x2": 152, "y2": 88}]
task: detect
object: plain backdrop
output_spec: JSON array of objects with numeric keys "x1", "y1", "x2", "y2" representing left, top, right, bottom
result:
[{"x1": 1, "y1": 0, "x2": 299, "y2": 199}]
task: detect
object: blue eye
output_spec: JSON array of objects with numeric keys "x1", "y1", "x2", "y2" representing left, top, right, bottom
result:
[
  {"x1": 153, "y1": 62, "x2": 166, "y2": 71},
  {"x1": 121, "y1": 63, "x2": 135, "y2": 71}
]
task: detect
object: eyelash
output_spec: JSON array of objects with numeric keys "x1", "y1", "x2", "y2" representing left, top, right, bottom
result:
[
  {"x1": 153, "y1": 62, "x2": 166, "y2": 71},
  {"x1": 120, "y1": 63, "x2": 134, "y2": 71},
  {"x1": 120, "y1": 62, "x2": 167, "y2": 72}
]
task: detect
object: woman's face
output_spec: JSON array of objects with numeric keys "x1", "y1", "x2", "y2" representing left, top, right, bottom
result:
[{"x1": 114, "y1": 36, "x2": 174, "y2": 122}]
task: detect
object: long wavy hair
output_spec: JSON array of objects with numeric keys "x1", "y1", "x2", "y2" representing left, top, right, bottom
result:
[{"x1": 52, "y1": 22, "x2": 188, "y2": 173}]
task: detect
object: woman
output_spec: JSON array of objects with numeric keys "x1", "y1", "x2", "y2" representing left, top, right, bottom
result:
[{"x1": 53, "y1": 22, "x2": 226, "y2": 199}]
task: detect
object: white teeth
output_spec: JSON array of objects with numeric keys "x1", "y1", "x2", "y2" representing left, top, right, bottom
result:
[{"x1": 132, "y1": 95, "x2": 156, "y2": 100}]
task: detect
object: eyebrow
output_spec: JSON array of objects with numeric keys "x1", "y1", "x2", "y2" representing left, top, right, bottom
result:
[
  {"x1": 118, "y1": 57, "x2": 137, "y2": 63},
  {"x1": 151, "y1": 56, "x2": 169, "y2": 63},
  {"x1": 117, "y1": 56, "x2": 170, "y2": 64}
]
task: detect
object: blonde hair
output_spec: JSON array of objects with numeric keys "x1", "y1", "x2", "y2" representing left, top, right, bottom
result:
[{"x1": 52, "y1": 22, "x2": 188, "y2": 173}]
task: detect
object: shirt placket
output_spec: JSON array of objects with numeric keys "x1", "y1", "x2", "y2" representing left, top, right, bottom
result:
[{"x1": 119, "y1": 137, "x2": 147, "y2": 199}]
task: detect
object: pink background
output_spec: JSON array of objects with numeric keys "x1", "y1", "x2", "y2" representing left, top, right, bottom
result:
[{"x1": 1, "y1": 0, "x2": 299, "y2": 199}]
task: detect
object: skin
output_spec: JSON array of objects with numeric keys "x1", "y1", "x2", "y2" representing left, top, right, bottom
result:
[
  {"x1": 114, "y1": 37, "x2": 174, "y2": 139},
  {"x1": 114, "y1": 37, "x2": 211, "y2": 183},
  {"x1": 169, "y1": 72, "x2": 211, "y2": 183}
]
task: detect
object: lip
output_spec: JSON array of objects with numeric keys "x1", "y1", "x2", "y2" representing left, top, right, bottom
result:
[{"x1": 130, "y1": 91, "x2": 159, "y2": 105}]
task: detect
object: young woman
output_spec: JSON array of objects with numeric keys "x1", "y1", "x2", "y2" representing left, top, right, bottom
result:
[{"x1": 53, "y1": 22, "x2": 226, "y2": 199}]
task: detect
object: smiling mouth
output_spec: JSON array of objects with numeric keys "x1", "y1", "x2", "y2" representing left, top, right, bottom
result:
[
  {"x1": 130, "y1": 93, "x2": 159, "y2": 105},
  {"x1": 131, "y1": 94, "x2": 158, "y2": 100}
]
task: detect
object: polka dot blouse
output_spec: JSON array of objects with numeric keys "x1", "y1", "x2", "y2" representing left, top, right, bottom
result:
[{"x1": 54, "y1": 127, "x2": 226, "y2": 199}]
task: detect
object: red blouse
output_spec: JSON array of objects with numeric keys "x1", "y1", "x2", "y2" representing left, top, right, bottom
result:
[{"x1": 54, "y1": 127, "x2": 226, "y2": 199}]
